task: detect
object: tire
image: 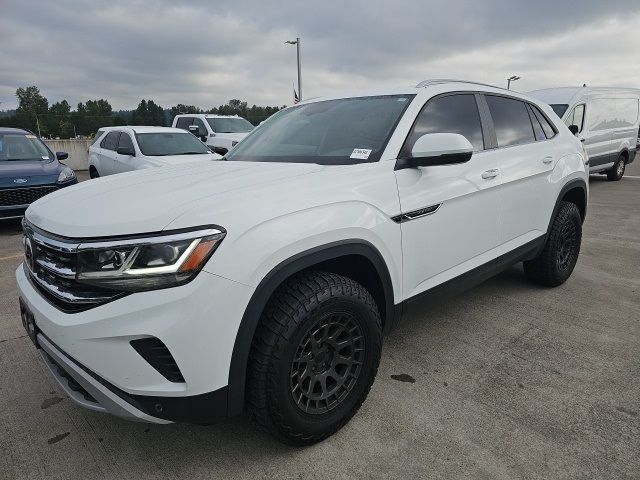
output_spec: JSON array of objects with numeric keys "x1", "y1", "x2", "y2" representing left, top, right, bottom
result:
[
  {"x1": 89, "y1": 166, "x2": 100, "y2": 179},
  {"x1": 606, "y1": 154, "x2": 626, "y2": 181},
  {"x1": 247, "y1": 271, "x2": 382, "y2": 446},
  {"x1": 523, "y1": 201, "x2": 582, "y2": 287}
]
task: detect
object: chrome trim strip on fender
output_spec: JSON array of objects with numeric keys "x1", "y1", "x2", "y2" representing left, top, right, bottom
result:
[{"x1": 391, "y1": 203, "x2": 442, "y2": 223}]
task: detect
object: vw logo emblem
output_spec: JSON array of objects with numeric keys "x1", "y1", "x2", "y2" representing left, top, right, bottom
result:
[
  {"x1": 24, "y1": 237, "x2": 34, "y2": 271},
  {"x1": 14, "y1": 178, "x2": 28, "y2": 184}
]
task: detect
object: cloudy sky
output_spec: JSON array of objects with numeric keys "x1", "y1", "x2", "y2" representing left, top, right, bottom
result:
[{"x1": 1, "y1": 0, "x2": 639, "y2": 110}]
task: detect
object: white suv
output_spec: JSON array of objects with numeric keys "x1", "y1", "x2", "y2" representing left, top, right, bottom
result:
[
  {"x1": 172, "y1": 114, "x2": 254, "y2": 155},
  {"x1": 89, "y1": 126, "x2": 221, "y2": 177},
  {"x1": 16, "y1": 80, "x2": 588, "y2": 445}
]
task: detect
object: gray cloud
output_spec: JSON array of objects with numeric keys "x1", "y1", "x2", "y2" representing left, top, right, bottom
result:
[{"x1": 1, "y1": 0, "x2": 639, "y2": 110}]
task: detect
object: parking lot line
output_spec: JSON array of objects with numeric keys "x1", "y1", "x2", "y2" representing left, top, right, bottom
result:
[
  {"x1": 623, "y1": 175, "x2": 640, "y2": 179},
  {"x1": 0, "y1": 253, "x2": 23, "y2": 262}
]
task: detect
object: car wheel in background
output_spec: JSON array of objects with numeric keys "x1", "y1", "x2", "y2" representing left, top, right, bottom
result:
[
  {"x1": 247, "y1": 271, "x2": 382, "y2": 446},
  {"x1": 523, "y1": 201, "x2": 582, "y2": 287},
  {"x1": 89, "y1": 166, "x2": 100, "y2": 179},
  {"x1": 607, "y1": 154, "x2": 626, "y2": 181}
]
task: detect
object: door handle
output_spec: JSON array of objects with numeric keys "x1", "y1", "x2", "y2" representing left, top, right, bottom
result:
[
  {"x1": 481, "y1": 169, "x2": 499, "y2": 179},
  {"x1": 542, "y1": 156, "x2": 553, "y2": 164}
]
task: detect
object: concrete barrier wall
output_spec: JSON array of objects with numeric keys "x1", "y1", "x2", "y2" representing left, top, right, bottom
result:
[{"x1": 43, "y1": 139, "x2": 91, "y2": 170}]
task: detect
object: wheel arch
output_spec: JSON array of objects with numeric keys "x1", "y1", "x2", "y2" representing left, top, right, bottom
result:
[
  {"x1": 226, "y1": 239, "x2": 395, "y2": 417},
  {"x1": 551, "y1": 178, "x2": 588, "y2": 231}
]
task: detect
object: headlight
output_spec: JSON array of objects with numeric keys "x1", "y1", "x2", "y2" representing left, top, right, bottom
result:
[
  {"x1": 58, "y1": 167, "x2": 76, "y2": 183},
  {"x1": 76, "y1": 227, "x2": 225, "y2": 291}
]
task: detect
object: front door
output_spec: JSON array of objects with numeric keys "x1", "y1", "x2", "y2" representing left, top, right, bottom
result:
[{"x1": 394, "y1": 93, "x2": 501, "y2": 300}]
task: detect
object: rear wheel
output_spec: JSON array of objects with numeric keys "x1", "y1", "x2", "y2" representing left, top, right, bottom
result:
[
  {"x1": 89, "y1": 166, "x2": 100, "y2": 179},
  {"x1": 607, "y1": 154, "x2": 626, "y2": 181},
  {"x1": 524, "y1": 201, "x2": 582, "y2": 287},
  {"x1": 247, "y1": 271, "x2": 382, "y2": 446}
]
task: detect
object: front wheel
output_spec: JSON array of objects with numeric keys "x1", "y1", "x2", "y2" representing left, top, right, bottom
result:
[
  {"x1": 607, "y1": 154, "x2": 626, "y2": 181},
  {"x1": 524, "y1": 201, "x2": 582, "y2": 287},
  {"x1": 247, "y1": 271, "x2": 382, "y2": 446},
  {"x1": 89, "y1": 166, "x2": 100, "y2": 179}
]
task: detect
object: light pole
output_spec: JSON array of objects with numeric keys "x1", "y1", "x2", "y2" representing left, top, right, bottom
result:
[
  {"x1": 285, "y1": 37, "x2": 302, "y2": 102},
  {"x1": 507, "y1": 75, "x2": 520, "y2": 90}
]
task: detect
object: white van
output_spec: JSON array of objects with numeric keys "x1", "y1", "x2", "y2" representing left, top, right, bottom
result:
[
  {"x1": 529, "y1": 87, "x2": 639, "y2": 180},
  {"x1": 172, "y1": 114, "x2": 254, "y2": 156}
]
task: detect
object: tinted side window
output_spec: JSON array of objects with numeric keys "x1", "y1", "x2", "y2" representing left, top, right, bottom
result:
[
  {"x1": 175, "y1": 117, "x2": 192, "y2": 130},
  {"x1": 531, "y1": 105, "x2": 557, "y2": 139},
  {"x1": 192, "y1": 118, "x2": 208, "y2": 135},
  {"x1": 100, "y1": 131, "x2": 120, "y2": 151},
  {"x1": 526, "y1": 104, "x2": 546, "y2": 141},
  {"x1": 485, "y1": 96, "x2": 535, "y2": 147},
  {"x1": 565, "y1": 104, "x2": 585, "y2": 133},
  {"x1": 118, "y1": 132, "x2": 135, "y2": 151},
  {"x1": 402, "y1": 94, "x2": 484, "y2": 155}
]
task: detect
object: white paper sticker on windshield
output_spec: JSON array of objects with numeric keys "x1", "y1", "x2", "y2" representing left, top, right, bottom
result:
[
  {"x1": 42, "y1": 155, "x2": 50, "y2": 159},
  {"x1": 350, "y1": 148, "x2": 372, "y2": 160},
  {"x1": 25, "y1": 134, "x2": 36, "y2": 139}
]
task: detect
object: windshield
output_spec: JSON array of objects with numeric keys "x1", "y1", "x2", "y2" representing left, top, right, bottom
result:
[
  {"x1": 135, "y1": 132, "x2": 211, "y2": 156},
  {"x1": 550, "y1": 104, "x2": 569, "y2": 118},
  {"x1": 207, "y1": 117, "x2": 254, "y2": 133},
  {"x1": 225, "y1": 95, "x2": 414, "y2": 165},
  {"x1": 0, "y1": 133, "x2": 52, "y2": 162}
]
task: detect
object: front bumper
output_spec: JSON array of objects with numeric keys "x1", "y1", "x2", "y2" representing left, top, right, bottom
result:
[{"x1": 16, "y1": 264, "x2": 252, "y2": 424}]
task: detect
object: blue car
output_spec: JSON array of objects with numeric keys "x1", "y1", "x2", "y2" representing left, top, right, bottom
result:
[{"x1": 0, "y1": 127, "x2": 77, "y2": 219}]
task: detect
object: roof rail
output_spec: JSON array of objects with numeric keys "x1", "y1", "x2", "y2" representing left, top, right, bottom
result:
[{"x1": 416, "y1": 79, "x2": 505, "y2": 90}]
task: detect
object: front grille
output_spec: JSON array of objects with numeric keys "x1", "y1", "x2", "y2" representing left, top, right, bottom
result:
[
  {"x1": 0, "y1": 186, "x2": 57, "y2": 207},
  {"x1": 22, "y1": 222, "x2": 122, "y2": 312},
  {"x1": 130, "y1": 338, "x2": 185, "y2": 383}
]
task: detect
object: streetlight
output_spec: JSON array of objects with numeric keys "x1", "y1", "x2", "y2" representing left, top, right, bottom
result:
[
  {"x1": 285, "y1": 37, "x2": 302, "y2": 102},
  {"x1": 507, "y1": 75, "x2": 520, "y2": 90}
]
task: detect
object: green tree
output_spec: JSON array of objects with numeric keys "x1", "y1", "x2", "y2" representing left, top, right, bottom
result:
[
  {"x1": 15, "y1": 86, "x2": 48, "y2": 133},
  {"x1": 132, "y1": 99, "x2": 165, "y2": 126},
  {"x1": 58, "y1": 120, "x2": 75, "y2": 139}
]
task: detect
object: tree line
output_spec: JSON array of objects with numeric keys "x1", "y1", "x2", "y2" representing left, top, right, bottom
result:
[{"x1": 0, "y1": 86, "x2": 286, "y2": 139}]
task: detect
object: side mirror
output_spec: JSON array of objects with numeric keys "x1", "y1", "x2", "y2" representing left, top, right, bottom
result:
[
  {"x1": 116, "y1": 146, "x2": 135, "y2": 156},
  {"x1": 56, "y1": 151, "x2": 68, "y2": 160},
  {"x1": 395, "y1": 133, "x2": 473, "y2": 170},
  {"x1": 568, "y1": 124, "x2": 579, "y2": 136}
]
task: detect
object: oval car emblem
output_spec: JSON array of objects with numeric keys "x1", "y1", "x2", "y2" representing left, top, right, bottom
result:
[{"x1": 14, "y1": 178, "x2": 28, "y2": 184}]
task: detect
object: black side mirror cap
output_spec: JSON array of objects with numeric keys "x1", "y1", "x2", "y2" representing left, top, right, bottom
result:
[
  {"x1": 56, "y1": 151, "x2": 68, "y2": 160},
  {"x1": 568, "y1": 124, "x2": 579, "y2": 136},
  {"x1": 395, "y1": 151, "x2": 472, "y2": 170},
  {"x1": 116, "y1": 146, "x2": 135, "y2": 156}
]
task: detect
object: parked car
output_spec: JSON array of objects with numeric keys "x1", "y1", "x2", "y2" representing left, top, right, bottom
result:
[
  {"x1": 529, "y1": 86, "x2": 639, "y2": 180},
  {"x1": 0, "y1": 127, "x2": 76, "y2": 219},
  {"x1": 17, "y1": 79, "x2": 588, "y2": 445},
  {"x1": 172, "y1": 114, "x2": 253, "y2": 155},
  {"x1": 88, "y1": 126, "x2": 222, "y2": 178}
]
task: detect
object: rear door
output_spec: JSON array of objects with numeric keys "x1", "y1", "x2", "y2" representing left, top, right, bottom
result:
[
  {"x1": 112, "y1": 131, "x2": 137, "y2": 173},
  {"x1": 97, "y1": 131, "x2": 121, "y2": 175},
  {"x1": 394, "y1": 93, "x2": 501, "y2": 299},
  {"x1": 483, "y1": 95, "x2": 560, "y2": 245}
]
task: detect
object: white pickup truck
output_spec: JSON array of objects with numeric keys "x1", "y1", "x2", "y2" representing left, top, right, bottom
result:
[{"x1": 172, "y1": 114, "x2": 253, "y2": 155}]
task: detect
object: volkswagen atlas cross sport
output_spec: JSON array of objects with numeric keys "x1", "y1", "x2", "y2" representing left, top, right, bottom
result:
[
  {"x1": 1, "y1": 128, "x2": 76, "y2": 219},
  {"x1": 16, "y1": 79, "x2": 588, "y2": 445}
]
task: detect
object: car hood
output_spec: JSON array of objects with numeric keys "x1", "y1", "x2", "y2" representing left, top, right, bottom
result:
[
  {"x1": 0, "y1": 159, "x2": 61, "y2": 188},
  {"x1": 26, "y1": 161, "x2": 324, "y2": 237},
  {"x1": 144, "y1": 153, "x2": 223, "y2": 166}
]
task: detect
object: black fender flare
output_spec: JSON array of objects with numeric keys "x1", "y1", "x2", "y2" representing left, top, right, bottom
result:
[
  {"x1": 534, "y1": 178, "x2": 587, "y2": 259},
  {"x1": 226, "y1": 239, "x2": 395, "y2": 417}
]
